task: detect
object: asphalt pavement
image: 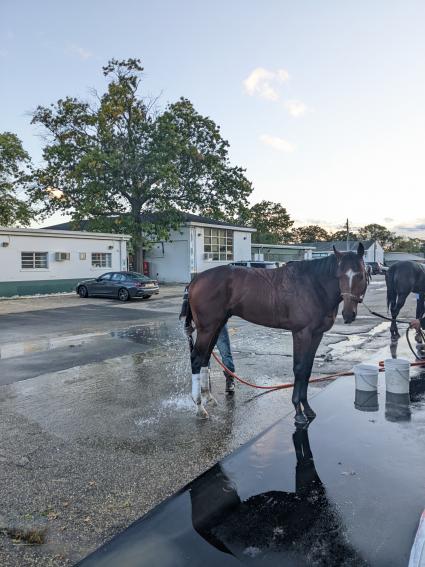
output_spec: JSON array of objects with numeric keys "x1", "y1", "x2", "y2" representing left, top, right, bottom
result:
[{"x1": 0, "y1": 276, "x2": 420, "y2": 566}]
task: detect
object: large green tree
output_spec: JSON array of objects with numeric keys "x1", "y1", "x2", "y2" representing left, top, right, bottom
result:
[
  {"x1": 330, "y1": 229, "x2": 359, "y2": 242},
  {"x1": 30, "y1": 59, "x2": 252, "y2": 269},
  {"x1": 241, "y1": 200, "x2": 293, "y2": 244},
  {"x1": 292, "y1": 224, "x2": 330, "y2": 243},
  {"x1": 358, "y1": 223, "x2": 395, "y2": 249},
  {"x1": 0, "y1": 132, "x2": 34, "y2": 226}
]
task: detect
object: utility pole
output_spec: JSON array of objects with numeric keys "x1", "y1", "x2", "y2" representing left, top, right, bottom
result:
[{"x1": 346, "y1": 218, "x2": 349, "y2": 251}]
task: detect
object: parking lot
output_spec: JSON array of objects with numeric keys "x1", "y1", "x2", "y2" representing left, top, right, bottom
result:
[{"x1": 0, "y1": 277, "x2": 419, "y2": 566}]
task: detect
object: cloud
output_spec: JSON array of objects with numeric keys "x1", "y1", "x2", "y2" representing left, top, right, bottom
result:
[
  {"x1": 243, "y1": 67, "x2": 289, "y2": 101},
  {"x1": 284, "y1": 99, "x2": 308, "y2": 117},
  {"x1": 67, "y1": 44, "x2": 93, "y2": 60},
  {"x1": 259, "y1": 134, "x2": 295, "y2": 153}
]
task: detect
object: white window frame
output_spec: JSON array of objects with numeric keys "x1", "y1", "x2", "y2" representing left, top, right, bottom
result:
[
  {"x1": 204, "y1": 228, "x2": 233, "y2": 261},
  {"x1": 21, "y1": 251, "x2": 49, "y2": 270},
  {"x1": 91, "y1": 252, "x2": 112, "y2": 268}
]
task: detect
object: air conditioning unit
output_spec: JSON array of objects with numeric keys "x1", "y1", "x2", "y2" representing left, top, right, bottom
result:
[
  {"x1": 204, "y1": 253, "x2": 214, "y2": 261},
  {"x1": 55, "y1": 252, "x2": 70, "y2": 261}
]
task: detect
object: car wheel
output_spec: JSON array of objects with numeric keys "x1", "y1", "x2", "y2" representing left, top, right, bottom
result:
[
  {"x1": 118, "y1": 288, "x2": 130, "y2": 302},
  {"x1": 78, "y1": 285, "x2": 88, "y2": 298}
]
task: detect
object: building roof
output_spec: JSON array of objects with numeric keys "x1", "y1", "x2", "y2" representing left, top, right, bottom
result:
[
  {"x1": 47, "y1": 212, "x2": 255, "y2": 233},
  {"x1": 301, "y1": 240, "x2": 375, "y2": 252},
  {"x1": 384, "y1": 252, "x2": 425, "y2": 263},
  {"x1": 0, "y1": 226, "x2": 130, "y2": 240}
]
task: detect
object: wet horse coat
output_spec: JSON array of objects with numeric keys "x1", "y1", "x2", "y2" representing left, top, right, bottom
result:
[{"x1": 182, "y1": 244, "x2": 368, "y2": 424}]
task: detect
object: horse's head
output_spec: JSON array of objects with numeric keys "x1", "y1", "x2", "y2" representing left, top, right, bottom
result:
[{"x1": 333, "y1": 243, "x2": 367, "y2": 324}]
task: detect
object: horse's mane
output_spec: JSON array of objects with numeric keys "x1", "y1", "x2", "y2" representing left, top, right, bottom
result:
[{"x1": 290, "y1": 254, "x2": 338, "y2": 278}]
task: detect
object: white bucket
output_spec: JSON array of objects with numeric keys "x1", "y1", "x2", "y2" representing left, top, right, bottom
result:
[
  {"x1": 385, "y1": 358, "x2": 410, "y2": 394},
  {"x1": 353, "y1": 363, "x2": 379, "y2": 392}
]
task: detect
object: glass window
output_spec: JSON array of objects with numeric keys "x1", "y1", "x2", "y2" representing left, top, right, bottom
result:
[
  {"x1": 204, "y1": 228, "x2": 233, "y2": 261},
  {"x1": 99, "y1": 273, "x2": 113, "y2": 281},
  {"x1": 21, "y1": 252, "x2": 48, "y2": 269},
  {"x1": 111, "y1": 273, "x2": 125, "y2": 281},
  {"x1": 91, "y1": 253, "x2": 112, "y2": 268},
  {"x1": 125, "y1": 272, "x2": 151, "y2": 281}
]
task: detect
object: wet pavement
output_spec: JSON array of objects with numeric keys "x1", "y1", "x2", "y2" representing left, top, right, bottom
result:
[
  {"x1": 77, "y1": 357, "x2": 425, "y2": 566},
  {"x1": 0, "y1": 276, "x2": 422, "y2": 566}
]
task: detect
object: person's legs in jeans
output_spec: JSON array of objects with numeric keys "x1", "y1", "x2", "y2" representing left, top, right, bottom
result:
[{"x1": 216, "y1": 325, "x2": 235, "y2": 393}]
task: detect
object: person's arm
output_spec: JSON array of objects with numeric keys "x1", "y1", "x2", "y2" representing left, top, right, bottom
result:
[{"x1": 410, "y1": 318, "x2": 425, "y2": 330}]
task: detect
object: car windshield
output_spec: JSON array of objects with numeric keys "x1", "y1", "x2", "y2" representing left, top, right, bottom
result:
[{"x1": 125, "y1": 272, "x2": 152, "y2": 282}]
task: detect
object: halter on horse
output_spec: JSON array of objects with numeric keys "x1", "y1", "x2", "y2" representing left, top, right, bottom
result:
[{"x1": 181, "y1": 243, "x2": 368, "y2": 424}]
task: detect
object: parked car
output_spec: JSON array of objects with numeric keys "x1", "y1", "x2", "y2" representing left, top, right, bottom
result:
[
  {"x1": 366, "y1": 262, "x2": 385, "y2": 275},
  {"x1": 76, "y1": 271, "x2": 159, "y2": 301},
  {"x1": 228, "y1": 261, "x2": 281, "y2": 269}
]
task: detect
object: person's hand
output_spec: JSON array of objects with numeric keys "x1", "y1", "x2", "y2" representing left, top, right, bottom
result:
[{"x1": 410, "y1": 319, "x2": 421, "y2": 330}]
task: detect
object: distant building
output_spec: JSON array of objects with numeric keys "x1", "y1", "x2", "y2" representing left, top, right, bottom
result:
[
  {"x1": 144, "y1": 214, "x2": 255, "y2": 282},
  {"x1": 384, "y1": 252, "x2": 425, "y2": 266},
  {"x1": 48, "y1": 213, "x2": 255, "y2": 283},
  {"x1": 0, "y1": 226, "x2": 129, "y2": 297},
  {"x1": 301, "y1": 240, "x2": 384, "y2": 264},
  {"x1": 251, "y1": 243, "x2": 314, "y2": 263}
]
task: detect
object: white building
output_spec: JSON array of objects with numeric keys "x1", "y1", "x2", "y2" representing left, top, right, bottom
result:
[
  {"x1": 251, "y1": 243, "x2": 315, "y2": 263},
  {"x1": 301, "y1": 239, "x2": 384, "y2": 264},
  {"x1": 0, "y1": 227, "x2": 129, "y2": 297},
  {"x1": 145, "y1": 214, "x2": 255, "y2": 283}
]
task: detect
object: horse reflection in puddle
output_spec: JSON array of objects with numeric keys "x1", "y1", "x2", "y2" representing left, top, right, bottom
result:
[{"x1": 190, "y1": 426, "x2": 366, "y2": 566}]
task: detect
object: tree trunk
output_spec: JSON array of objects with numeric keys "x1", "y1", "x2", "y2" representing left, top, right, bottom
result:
[{"x1": 133, "y1": 242, "x2": 144, "y2": 273}]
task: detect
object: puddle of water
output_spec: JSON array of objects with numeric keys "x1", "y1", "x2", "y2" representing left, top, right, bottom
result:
[
  {"x1": 0, "y1": 321, "x2": 184, "y2": 360},
  {"x1": 0, "y1": 332, "x2": 108, "y2": 360},
  {"x1": 328, "y1": 322, "x2": 390, "y2": 359}
]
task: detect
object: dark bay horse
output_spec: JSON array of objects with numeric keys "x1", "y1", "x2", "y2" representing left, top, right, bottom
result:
[
  {"x1": 386, "y1": 261, "x2": 425, "y2": 339},
  {"x1": 181, "y1": 243, "x2": 368, "y2": 424}
]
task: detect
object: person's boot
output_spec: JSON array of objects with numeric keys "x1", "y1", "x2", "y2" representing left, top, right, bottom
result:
[{"x1": 224, "y1": 372, "x2": 235, "y2": 394}]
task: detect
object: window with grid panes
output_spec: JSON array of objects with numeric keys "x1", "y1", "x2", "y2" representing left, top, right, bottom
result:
[
  {"x1": 91, "y1": 253, "x2": 112, "y2": 268},
  {"x1": 204, "y1": 228, "x2": 233, "y2": 261},
  {"x1": 21, "y1": 252, "x2": 48, "y2": 269}
]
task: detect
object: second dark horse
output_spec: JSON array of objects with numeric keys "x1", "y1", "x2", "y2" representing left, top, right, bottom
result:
[
  {"x1": 182, "y1": 243, "x2": 368, "y2": 424},
  {"x1": 386, "y1": 260, "x2": 425, "y2": 339}
]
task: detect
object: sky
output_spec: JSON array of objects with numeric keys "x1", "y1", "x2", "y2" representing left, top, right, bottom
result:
[{"x1": 1, "y1": 0, "x2": 425, "y2": 236}]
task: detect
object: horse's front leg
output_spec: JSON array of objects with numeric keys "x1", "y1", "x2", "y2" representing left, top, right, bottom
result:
[
  {"x1": 390, "y1": 292, "x2": 408, "y2": 340},
  {"x1": 299, "y1": 332, "x2": 324, "y2": 420},
  {"x1": 292, "y1": 329, "x2": 323, "y2": 425}
]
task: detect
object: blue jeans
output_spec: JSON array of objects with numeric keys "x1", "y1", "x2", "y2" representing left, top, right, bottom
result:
[{"x1": 213, "y1": 325, "x2": 235, "y2": 373}]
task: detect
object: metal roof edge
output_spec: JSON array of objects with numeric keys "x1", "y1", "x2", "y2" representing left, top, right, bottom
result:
[{"x1": 0, "y1": 227, "x2": 131, "y2": 240}]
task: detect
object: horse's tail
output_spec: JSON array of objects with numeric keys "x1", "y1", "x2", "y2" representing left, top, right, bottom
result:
[
  {"x1": 386, "y1": 266, "x2": 397, "y2": 314},
  {"x1": 179, "y1": 286, "x2": 195, "y2": 349}
]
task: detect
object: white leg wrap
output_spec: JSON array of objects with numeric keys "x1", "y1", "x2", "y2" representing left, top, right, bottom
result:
[{"x1": 191, "y1": 373, "x2": 201, "y2": 404}]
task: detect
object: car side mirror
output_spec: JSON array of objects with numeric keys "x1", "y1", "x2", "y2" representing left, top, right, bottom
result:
[{"x1": 95, "y1": 277, "x2": 101, "y2": 282}]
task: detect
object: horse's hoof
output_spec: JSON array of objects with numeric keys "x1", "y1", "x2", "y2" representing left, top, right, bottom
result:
[
  {"x1": 196, "y1": 405, "x2": 209, "y2": 419},
  {"x1": 294, "y1": 413, "x2": 308, "y2": 425},
  {"x1": 205, "y1": 395, "x2": 218, "y2": 406}
]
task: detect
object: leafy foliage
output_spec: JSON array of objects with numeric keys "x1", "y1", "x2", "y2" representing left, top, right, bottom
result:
[
  {"x1": 292, "y1": 225, "x2": 330, "y2": 243},
  {"x1": 30, "y1": 59, "x2": 252, "y2": 267},
  {"x1": 0, "y1": 132, "x2": 34, "y2": 226},
  {"x1": 358, "y1": 224, "x2": 395, "y2": 249},
  {"x1": 241, "y1": 200, "x2": 294, "y2": 244}
]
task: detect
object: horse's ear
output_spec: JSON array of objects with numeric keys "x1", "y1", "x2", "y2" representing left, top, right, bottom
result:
[
  {"x1": 357, "y1": 242, "x2": 365, "y2": 258},
  {"x1": 333, "y1": 245, "x2": 343, "y2": 261}
]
